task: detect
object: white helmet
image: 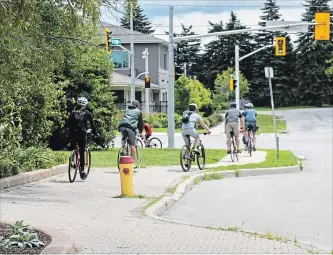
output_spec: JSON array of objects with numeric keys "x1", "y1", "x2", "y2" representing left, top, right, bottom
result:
[
  {"x1": 189, "y1": 103, "x2": 197, "y2": 111},
  {"x1": 77, "y1": 97, "x2": 88, "y2": 106},
  {"x1": 247, "y1": 103, "x2": 254, "y2": 108}
]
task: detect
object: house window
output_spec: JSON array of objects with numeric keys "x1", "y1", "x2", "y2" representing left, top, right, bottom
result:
[
  {"x1": 110, "y1": 50, "x2": 129, "y2": 69},
  {"x1": 163, "y1": 53, "x2": 167, "y2": 70}
]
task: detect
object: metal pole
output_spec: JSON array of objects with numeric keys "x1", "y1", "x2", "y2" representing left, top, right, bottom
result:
[
  {"x1": 235, "y1": 45, "x2": 240, "y2": 110},
  {"x1": 184, "y1": 63, "x2": 187, "y2": 77},
  {"x1": 268, "y1": 75, "x2": 279, "y2": 159},
  {"x1": 144, "y1": 48, "x2": 149, "y2": 116},
  {"x1": 168, "y1": 6, "x2": 175, "y2": 148},
  {"x1": 130, "y1": 3, "x2": 135, "y2": 102}
]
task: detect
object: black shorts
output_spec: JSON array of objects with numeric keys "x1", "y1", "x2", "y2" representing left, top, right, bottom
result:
[
  {"x1": 119, "y1": 127, "x2": 136, "y2": 146},
  {"x1": 246, "y1": 121, "x2": 257, "y2": 133}
]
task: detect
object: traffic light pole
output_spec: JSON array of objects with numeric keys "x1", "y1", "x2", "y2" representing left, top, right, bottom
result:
[
  {"x1": 144, "y1": 48, "x2": 149, "y2": 116},
  {"x1": 130, "y1": 4, "x2": 135, "y2": 103},
  {"x1": 234, "y1": 44, "x2": 275, "y2": 109}
]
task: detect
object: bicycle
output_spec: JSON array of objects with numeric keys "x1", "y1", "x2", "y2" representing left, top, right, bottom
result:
[
  {"x1": 229, "y1": 131, "x2": 239, "y2": 162},
  {"x1": 180, "y1": 133, "x2": 207, "y2": 172},
  {"x1": 245, "y1": 125, "x2": 259, "y2": 157},
  {"x1": 117, "y1": 132, "x2": 143, "y2": 172},
  {"x1": 140, "y1": 135, "x2": 162, "y2": 148},
  {"x1": 68, "y1": 129, "x2": 92, "y2": 183}
]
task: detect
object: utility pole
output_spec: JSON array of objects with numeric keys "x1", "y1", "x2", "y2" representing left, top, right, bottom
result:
[
  {"x1": 130, "y1": 3, "x2": 135, "y2": 102},
  {"x1": 168, "y1": 6, "x2": 175, "y2": 148},
  {"x1": 235, "y1": 45, "x2": 240, "y2": 110},
  {"x1": 143, "y1": 48, "x2": 149, "y2": 116},
  {"x1": 184, "y1": 63, "x2": 187, "y2": 77}
]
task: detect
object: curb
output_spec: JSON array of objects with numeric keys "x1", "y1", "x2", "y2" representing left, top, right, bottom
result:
[
  {"x1": 145, "y1": 165, "x2": 301, "y2": 218},
  {"x1": 0, "y1": 164, "x2": 67, "y2": 190},
  {"x1": 1, "y1": 221, "x2": 75, "y2": 254}
]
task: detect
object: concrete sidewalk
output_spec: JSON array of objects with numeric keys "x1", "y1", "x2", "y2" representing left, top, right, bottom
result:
[{"x1": 0, "y1": 158, "x2": 313, "y2": 253}]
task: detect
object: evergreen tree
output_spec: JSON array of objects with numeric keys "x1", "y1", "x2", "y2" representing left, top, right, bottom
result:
[
  {"x1": 120, "y1": 4, "x2": 154, "y2": 34},
  {"x1": 172, "y1": 24, "x2": 201, "y2": 80},
  {"x1": 250, "y1": 0, "x2": 296, "y2": 107},
  {"x1": 295, "y1": 0, "x2": 333, "y2": 106}
]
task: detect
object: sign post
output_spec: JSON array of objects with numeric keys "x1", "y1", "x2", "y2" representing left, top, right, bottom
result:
[{"x1": 265, "y1": 67, "x2": 279, "y2": 159}]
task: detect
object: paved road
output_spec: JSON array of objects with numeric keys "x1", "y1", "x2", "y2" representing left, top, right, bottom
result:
[{"x1": 162, "y1": 108, "x2": 333, "y2": 251}]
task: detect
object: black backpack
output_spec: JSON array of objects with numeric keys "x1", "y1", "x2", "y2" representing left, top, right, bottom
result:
[
  {"x1": 73, "y1": 110, "x2": 86, "y2": 131},
  {"x1": 181, "y1": 110, "x2": 193, "y2": 124}
]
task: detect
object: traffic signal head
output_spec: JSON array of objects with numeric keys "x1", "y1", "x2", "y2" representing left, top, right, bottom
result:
[
  {"x1": 145, "y1": 77, "x2": 151, "y2": 88},
  {"x1": 229, "y1": 79, "x2": 234, "y2": 91},
  {"x1": 275, "y1": 37, "x2": 286, "y2": 56},
  {"x1": 104, "y1": 28, "x2": 112, "y2": 54},
  {"x1": 315, "y1": 12, "x2": 330, "y2": 41}
]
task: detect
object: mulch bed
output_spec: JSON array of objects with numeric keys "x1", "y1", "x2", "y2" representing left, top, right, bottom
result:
[{"x1": 0, "y1": 222, "x2": 51, "y2": 254}]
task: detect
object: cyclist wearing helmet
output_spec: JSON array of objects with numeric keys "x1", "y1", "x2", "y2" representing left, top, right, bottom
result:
[
  {"x1": 241, "y1": 103, "x2": 249, "y2": 149},
  {"x1": 68, "y1": 97, "x2": 97, "y2": 180},
  {"x1": 225, "y1": 102, "x2": 242, "y2": 154},
  {"x1": 143, "y1": 118, "x2": 152, "y2": 142},
  {"x1": 241, "y1": 102, "x2": 258, "y2": 151},
  {"x1": 181, "y1": 103, "x2": 211, "y2": 154},
  {"x1": 118, "y1": 100, "x2": 143, "y2": 165}
]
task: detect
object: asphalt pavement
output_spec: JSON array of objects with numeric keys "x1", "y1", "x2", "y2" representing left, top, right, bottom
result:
[{"x1": 162, "y1": 108, "x2": 333, "y2": 251}]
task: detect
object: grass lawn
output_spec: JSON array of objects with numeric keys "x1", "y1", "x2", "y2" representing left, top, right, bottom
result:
[
  {"x1": 208, "y1": 149, "x2": 298, "y2": 171},
  {"x1": 257, "y1": 114, "x2": 286, "y2": 134},
  {"x1": 55, "y1": 148, "x2": 225, "y2": 168}
]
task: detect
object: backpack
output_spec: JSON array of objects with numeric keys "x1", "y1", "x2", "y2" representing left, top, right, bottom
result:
[
  {"x1": 73, "y1": 110, "x2": 86, "y2": 130},
  {"x1": 181, "y1": 110, "x2": 193, "y2": 124}
]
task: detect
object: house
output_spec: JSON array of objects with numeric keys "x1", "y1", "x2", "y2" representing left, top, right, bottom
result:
[{"x1": 100, "y1": 22, "x2": 169, "y2": 113}]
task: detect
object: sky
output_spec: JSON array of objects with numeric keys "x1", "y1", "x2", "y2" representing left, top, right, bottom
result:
[{"x1": 100, "y1": 0, "x2": 331, "y2": 45}]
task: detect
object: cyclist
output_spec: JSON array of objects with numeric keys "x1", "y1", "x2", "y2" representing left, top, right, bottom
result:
[
  {"x1": 241, "y1": 103, "x2": 249, "y2": 149},
  {"x1": 68, "y1": 97, "x2": 97, "y2": 180},
  {"x1": 225, "y1": 102, "x2": 242, "y2": 154},
  {"x1": 181, "y1": 103, "x2": 211, "y2": 154},
  {"x1": 242, "y1": 102, "x2": 258, "y2": 151},
  {"x1": 143, "y1": 118, "x2": 152, "y2": 145},
  {"x1": 118, "y1": 100, "x2": 143, "y2": 166}
]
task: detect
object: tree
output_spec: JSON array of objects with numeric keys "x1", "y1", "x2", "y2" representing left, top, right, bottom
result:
[
  {"x1": 295, "y1": 0, "x2": 333, "y2": 106},
  {"x1": 250, "y1": 0, "x2": 296, "y2": 107},
  {"x1": 213, "y1": 67, "x2": 249, "y2": 111},
  {"x1": 120, "y1": 4, "x2": 154, "y2": 34},
  {"x1": 174, "y1": 76, "x2": 211, "y2": 114}
]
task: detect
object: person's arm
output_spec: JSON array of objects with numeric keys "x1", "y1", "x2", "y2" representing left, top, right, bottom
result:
[
  {"x1": 255, "y1": 110, "x2": 258, "y2": 128},
  {"x1": 68, "y1": 112, "x2": 75, "y2": 136},
  {"x1": 138, "y1": 112, "x2": 143, "y2": 134},
  {"x1": 199, "y1": 119, "x2": 211, "y2": 133}
]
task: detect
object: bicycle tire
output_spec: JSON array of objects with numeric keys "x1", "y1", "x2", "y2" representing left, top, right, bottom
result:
[
  {"x1": 117, "y1": 146, "x2": 129, "y2": 171},
  {"x1": 68, "y1": 150, "x2": 77, "y2": 183},
  {"x1": 248, "y1": 136, "x2": 252, "y2": 157},
  {"x1": 148, "y1": 137, "x2": 162, "y2": 148},
  {"x1": 196, "y1": 144, "x2": 206, "y2": 170},
  {"x1": 180, "y1": 145, "x2": 191, "y2": 172},
  {"x1": 134, "y1": 142, "x2": 143, "y2": 172},
  {"x1": 230, "y1": 140, "x2": 235, "y2": 162},
  {"x1": 85, "y1": 149, "x2": 91, "y2": 177}
]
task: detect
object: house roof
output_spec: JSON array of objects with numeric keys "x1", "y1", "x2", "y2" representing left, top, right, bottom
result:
[
  {"x1": 100, "y1": 21, "x2": 168, "y2": 46},
  {"x1": 112, "y1": 72, "x2": 159, "y2": 88}
]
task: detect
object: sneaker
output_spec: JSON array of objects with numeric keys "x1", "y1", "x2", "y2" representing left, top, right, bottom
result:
[
  {"x1": 253, "y1": 147, "x2": 256, "y2": 151},
  {"x1": 185, "y1": 164, "x2": 189, "y2": 168},
  {"x1": 80, "y1": 171, "x2": 87, "y2": 180},
  {"x1": 227, "y1": 150, "x2": 231, "y2": 154},
  {"x1": 194, "y1": 149, "x2": 200, "y2": 155},
  {"x1": 236, "y1": 150, "x2": 241, "y2": 154}
]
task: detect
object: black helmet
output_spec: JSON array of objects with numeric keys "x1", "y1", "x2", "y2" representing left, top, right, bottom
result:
[{"x1": 230, "y1": 102, "x2": 237, "y2": 108}]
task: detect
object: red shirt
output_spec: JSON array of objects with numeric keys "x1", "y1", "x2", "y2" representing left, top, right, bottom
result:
[{"x1": 144, "y1": 123, "x2": 152, "y2": 135}]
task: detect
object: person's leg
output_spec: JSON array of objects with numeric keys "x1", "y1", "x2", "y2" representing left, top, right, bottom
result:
[
  {"x1": 232, "y1": 122, "x2": 241, "y2": 152},
  {"x1": 225, "y1": 123, "x2": 232, "y2": 153},
  {"x1": 252, "y1": 123, "x2": 257, "y2": 150},
  {"x1": 127, "y1": 129, "x2": 137, "y2": 164},
  {"x1": 78, "y1": 135, "x2": 86, "y2": 172},
  {"x1": 119, "y1": 127, "x2": 127, "y2": 147},
  {"x1": 182, "y1": 131, "x2": 191, "y2": 147}
]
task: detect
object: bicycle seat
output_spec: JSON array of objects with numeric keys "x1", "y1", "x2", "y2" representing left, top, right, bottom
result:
[
  {"x1": 230, "y1": 131, "x2": 234, "y2": 136},
  {"x1": 185, "y1": 135, "x2": 191, "y2": 138}
]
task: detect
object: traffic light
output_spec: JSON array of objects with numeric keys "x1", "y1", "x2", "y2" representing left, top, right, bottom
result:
[
  {"x1": 104, "y1": 28, "x2": 112, "y2": 54},
  {"x1": 315, "y1": 12, "x2": 330, "y2": 41},
  {"x1": 229, "y1": 79, "x2": 237, "y2": 91},
  {"x1": 275, "y1": 37, "x2": 286, "y2": 56},
  {"x1": 145, "y1": 77, "x2": 151, "y2": 88}
]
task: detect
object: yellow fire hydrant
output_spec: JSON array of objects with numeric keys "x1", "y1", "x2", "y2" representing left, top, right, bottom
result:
[{"x1": 119, "y1": 156, "x2": 134, "y2": 196}]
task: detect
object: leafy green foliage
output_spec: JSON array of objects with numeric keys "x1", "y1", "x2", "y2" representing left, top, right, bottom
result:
[
  {"x1": 174, "y1": 76, "x2": 212, "y2": 114},
  {"x1": 213, "y1": 67, "x2": 249, "y2": 111},
  {"x1": 0, "y1": 221, "x2": 44, "y2": 249}
]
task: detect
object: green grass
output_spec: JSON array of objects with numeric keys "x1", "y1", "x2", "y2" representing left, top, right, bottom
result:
[
  {"x1": 257, "y1": 114, "x2": 287, "y2": 134},
  {"x1": 55, "y1": 148, "x2": 225, "y2": 168},
  {"x1": 208, "y1": 149, "x2": 298, "y2": 171}
]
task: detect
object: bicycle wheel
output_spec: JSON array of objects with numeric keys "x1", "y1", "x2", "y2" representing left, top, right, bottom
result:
[
  {"x1": 248, "y1": 136, "x2": 252, "y2": 157},
  {"x1": 117, "y1": 146, "x2": 129, "y2": 171},
  {"x1": 85, "y1": 149, "x2": 91, "y2": 177},
  {"x1": 148, "y1": 137, "x2": 162, "y2": 148},
  {"x1": 134, "y1": 141, "x2": 143, "y2": 172},
  {"x1": 230, "y1": 140, "x2": 235, "y2": 162},
  {"x1": 196, "y1": 144, "x2": 206, "y2": 170},
  {"x1": 68, "y1": 150, "x2": 78, "y2": 183},
  {"x1": 180, "y1": 145, "x2": 191, "y2": 172}
]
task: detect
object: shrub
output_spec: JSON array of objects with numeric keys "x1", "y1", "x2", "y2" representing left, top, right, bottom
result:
[
  {"x1": 207, "y1": 115, "x2": 218, "y2": 127},
  {"x1": 151, "y1": 121, "x2": 163, "y2": 128}
]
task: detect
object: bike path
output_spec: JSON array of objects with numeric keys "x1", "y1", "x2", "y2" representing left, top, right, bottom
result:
[{"x1": 0, "y1": 157, "x2": 312, "y2": 253}]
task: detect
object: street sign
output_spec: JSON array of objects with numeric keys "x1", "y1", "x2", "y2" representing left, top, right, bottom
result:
[
  {"x1": 315, "y1": 12, "x2": 330, "y2": 41},
  {"x1": 265, "y1": 67, "x2": 274, "y2": 78},
  {"x1": 264, "y1": 21, "x2": 308, "y2": 32},
  {"x1": 111, "y1": 38, "x2": 121, "y2": 46}
]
